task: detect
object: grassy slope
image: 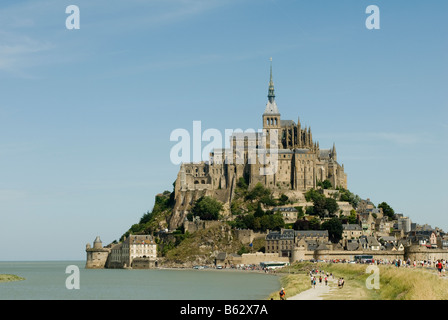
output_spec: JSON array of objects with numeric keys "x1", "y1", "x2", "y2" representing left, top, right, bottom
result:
[
  {"x1": 163, "y1": 224, "x2": 244, "y2": 265},
  {"x1": 268, "y1": 262, "x2": 448, "y2": 300}
]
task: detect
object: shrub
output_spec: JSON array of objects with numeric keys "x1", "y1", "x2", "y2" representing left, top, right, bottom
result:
[{"x1": 191, "y1": 196, "x2": 223, "y2": 220}]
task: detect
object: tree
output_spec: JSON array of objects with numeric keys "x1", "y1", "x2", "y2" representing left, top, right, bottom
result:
[
  {"x1": 191, "y1": 196, "x2": 223, "y2": 220},
  {"x1": 245, "y1": 183, "x2": 271, "y2": 201},
  {"x1": 236, "y1": 177, "x2": 248, "y2": 190},
  {"x1": 305, "y1": 206, "x2": 315, "y2": 216},
  {"x1": 304, "y1": 188, "x2": 322, "y2": 202},
  {"x1": 317, "y1": 179, "x2": 332, "y2": 189},
  {"x1": 278, "y1": 194, "x2": 289, "y2": 205},
  {"x1": 260, "y1": 194, "x2": 277, "y2": 206},
  {"x1": 267, "y1": 213, "x2": 285, "y2": 231},
  {"x1": 306, "y1": 189, "x2": 339, "y2": 218},
  {"x1": 321, "y1": 217, "x2": 343, "y2": 243},
  {"x1": 294, "y1": 218, "x2": 310, "y2": 230},
  {"x1": 348, "y1": 209, "x2": 358, "y2": 224},
  {"x1": 230, "y1": 200, "x2": 243, "y2": 215},
  {"x1": 309, "y1": 217, "x2": 321, "y2": 230},
  {"x1": 338, "y1": 188, "x2": 361, "y2": 208},
  {"x1": 313, "y1": 196, "x2": 327, "y2": 218},
  {"x1": 295, "y1": 206, "x2": 305, "y2": 219},
  {"x1": 378, "y1": 202, "x2": 395, "y2": 220},
  {"x1": 325, "y1": 198, "x2": 339, "y2": 216},
  {"x1": 254, "y1": 202, "x2": 265, "y2": 218}
]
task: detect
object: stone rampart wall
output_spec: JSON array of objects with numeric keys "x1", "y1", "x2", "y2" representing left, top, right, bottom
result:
[
  {"x1": 240, "y1": 252, "x2": 289, "y2": 265},
  {"x1": 85, "y1": 249, "x2": 110, "y2": 269}
]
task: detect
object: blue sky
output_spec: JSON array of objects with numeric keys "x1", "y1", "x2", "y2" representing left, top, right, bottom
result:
[{"x1": 0, "y1": 0, "x2": 447, "y2": 261}]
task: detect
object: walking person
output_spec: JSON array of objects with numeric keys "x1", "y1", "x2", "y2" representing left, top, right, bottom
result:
[
  {"x1": 324, "y1": 276, "x2": 328, "y2": 286},
  {"x1": 279, "y1": 288, "x2": 286, "y2": 300},
  {"x1": 436, "y1": 260, "x2": 443, "y2": 277}
]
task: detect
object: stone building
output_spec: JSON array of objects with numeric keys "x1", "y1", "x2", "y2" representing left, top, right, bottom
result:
[
  {"x1": 108, "y1": 235, "x2": 157, "y2": 269},
  {"x1": 169, "y1": 61, "x2": 347, "y2": 230},
  {"x1": 273, "y1": 207, "x2": 299, "y2": 223},
  {"x1": 397, "y1": 216, "x2": 412, "y2": 233},
  {"x1": 85, "y1": 236, "x2": 110, "y2": 269},
  {"x1": 342, "y1": 224, "x2": 363, "y2": 242},
  {"x1": 86, "y1": 235, "x2": 158, "y2": 269},
  {"x1": 265, "y1": 228, "x2": 329, "y2": 258}
]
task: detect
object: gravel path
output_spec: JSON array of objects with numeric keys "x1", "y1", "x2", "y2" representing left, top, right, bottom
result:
[{"x1": 288, "y1": 277, "x2": 339, "y2": 300}]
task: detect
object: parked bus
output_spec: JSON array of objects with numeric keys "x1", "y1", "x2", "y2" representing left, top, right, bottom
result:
[
  {"x1": 260, "y1": 261, "x2": 289, "y2": 270},
  {"x1": 354, "y1": 255, "x2": 373, "y2": 263}
]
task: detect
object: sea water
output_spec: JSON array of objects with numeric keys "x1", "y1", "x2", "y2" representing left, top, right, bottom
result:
[{"x1": 0, "y1": 261, "x2": 280, "y2": 300}]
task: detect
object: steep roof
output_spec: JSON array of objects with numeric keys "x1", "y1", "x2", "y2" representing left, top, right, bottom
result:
[
  {"x1": 263, "y1": 100, "x2": 280, "y2": 115},
  {"x1": 343, "y1": 224, "x2": 362, "y2": 231},
  {"x1": 280, "y1": 120, "x2": 295, "y2": 127}
]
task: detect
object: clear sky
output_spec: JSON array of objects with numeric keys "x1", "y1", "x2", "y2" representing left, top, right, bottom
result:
[{"x1": 0, "y1": 0, "x2": 447, "y2": 261}]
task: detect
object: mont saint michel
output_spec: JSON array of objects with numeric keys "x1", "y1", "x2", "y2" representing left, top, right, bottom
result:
[{"x1": 86, "y1": 63, "x2": 448, "y2": 273}]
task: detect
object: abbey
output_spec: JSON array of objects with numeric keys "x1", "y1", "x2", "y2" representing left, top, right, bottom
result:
[{"x1": 169, "y1": 62, "x2": 347, "y2": 230}]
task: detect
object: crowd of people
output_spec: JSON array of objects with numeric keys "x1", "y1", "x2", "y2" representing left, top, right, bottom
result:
[
  {"x1": 308, "y1": 268, "x2": 338, "y2": 289},
  {"x1": 366, "y1": 258, "x2": 447, "y2": 276}
]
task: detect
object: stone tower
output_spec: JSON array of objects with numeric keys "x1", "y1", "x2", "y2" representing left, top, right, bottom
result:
[
  {"x1": 85, "y1": 236, "x2": 110, "y2": 269},
  {"x1": 262, "y1": 58, "x2": 281, "y2": 149}
]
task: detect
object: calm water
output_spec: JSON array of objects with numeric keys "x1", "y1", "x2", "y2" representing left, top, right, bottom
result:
[{"x1": 0, "y1": 261, "x2": 280, "y2": 300}]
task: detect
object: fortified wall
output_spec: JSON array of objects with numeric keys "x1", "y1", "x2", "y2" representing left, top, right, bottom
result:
[{"x1": 405, "y1": 245, "x2": 448, "y2": 262}]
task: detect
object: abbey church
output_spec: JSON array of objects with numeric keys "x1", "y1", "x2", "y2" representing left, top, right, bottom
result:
[{"x1": 169, "y1": 62, "x2": 347, "y2": 230}]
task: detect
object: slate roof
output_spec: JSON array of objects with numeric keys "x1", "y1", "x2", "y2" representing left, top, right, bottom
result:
[
  {"x1": 280, "y1": 120, "x2": 295, "y2": 127},
  {"x1": 343, "y1": 224, "x2": 362, "y2": 231},
  {"x1": 274, "y1": 207, "x2": 298, "y2": 212},
  {"x1": 263, "y1": 100, "x2": 280, "y2": 115}
]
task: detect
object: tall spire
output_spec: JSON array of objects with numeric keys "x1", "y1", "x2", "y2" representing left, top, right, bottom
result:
[{"x1": 268, "y1": 57, "x2": 275, "y2": 103}]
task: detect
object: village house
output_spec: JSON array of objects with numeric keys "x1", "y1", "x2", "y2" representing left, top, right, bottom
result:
[
  {"x1": 342, "y1": 224, "x2": 362, "y2": 241},
  {"x1": 265, "y1": 229, "x2": 329, "y2": 258},
  {"x1": 273, "y1": 207, "x2": 299, "y2": 224},
  {"x1": 86, "y1": 235, "x2": 158, "y2": 269}
]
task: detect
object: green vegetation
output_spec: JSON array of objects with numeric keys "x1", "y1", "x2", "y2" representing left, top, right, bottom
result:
[
  {"x1": 337, "y1": 188, "x2": 361, "y2": 208},
  {"x1": 163, "y1": 224, "x2": 243, "y2": 264},
  {"x1": 120, "y1": 190, "x2": 174, "y2": 241},
  {"x1": 118, "y1": 179, "x2": 375, "y2": 264},
  {"x1": 0, "y1": 274, "x2": 25, "y2": 283},
  {"x1": 346, "y1": 209, "x2": 358, "y2": 224},
  {"x1": 304, "y1": 188, "x2": 339, "y2": 218},
  {"x1": 378, "y1": 202, "x2": 395, "y2": 220},
  {"x1": 321, "y1": 217, "x2": 343, "y2": 243},
  {"x1": 188, "y1": 196, "x2": 223, "y2": 221},
  {"x1": 271, "y1": 262, "x2": 448, "y2": 300},
  {"x1": 230, "y1": 209, "x2": 285, "y2": 232},
  {"x1": 317, "y1": 179, "x2": 332, "y2": 189},
  {"x1": 228, "y1": 182, "x2": 287, "y2": 231},
  {"x1": 268, "y1": 273, "x2": 311, "y2": 300}
]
